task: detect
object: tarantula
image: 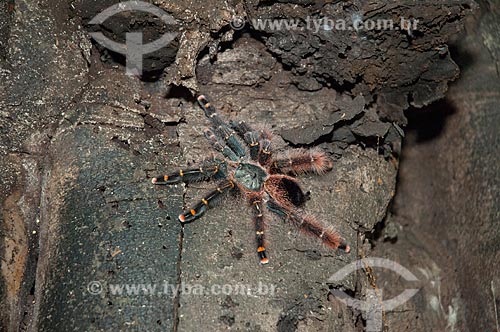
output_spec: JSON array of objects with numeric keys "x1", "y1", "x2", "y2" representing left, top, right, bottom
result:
[{"x1": 152, "y1": 95, "x2": 350, "y2": 264}]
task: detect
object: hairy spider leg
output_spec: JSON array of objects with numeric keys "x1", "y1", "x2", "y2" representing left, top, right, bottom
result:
[
  {"x1": 258, "y1": 138, "x2": 272, "y2": 166},
  {"x1": 232, "y1": 121, "x2": 274, "y2": 166},
  {"x1": 248, "y1": 194, "x2": 269, "y2": 265},
  {"x1": 216, "y1": 124, "x2": 246, "y2": 158},
  {"x1": 230, "y1": 120, "x2": 253, "y2": 138},
  {"x1": 179, "y1": 180, "x2": 236, "y2": 223},
  {"x1": 230, "y1": 120, "x2": 261, "y2": 162},
  {"x1": 244, "y1": 131, "x2": 261, "y2": 161},
  {"x1": 151, "y1": 159, "x2": 227, "y2": 184},
  {"x1": 204, "y1": 128, "x2": 239, "y2": 161},
  {"x1": 197, "y1": 95, "x2": 246, "y2": 159},
  {"x1": 267, "y1": 199, "x2": 350, "y2": 253},
  {"x1": 271, "y1": 148, "x2": 333, "y2": 175},
  {"x1": 253, "y1": 128, "x2": 272, "y2": 165}
]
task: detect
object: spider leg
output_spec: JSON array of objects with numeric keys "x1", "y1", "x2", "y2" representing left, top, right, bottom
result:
[
  {"x1": 248, "y1": 194, "x2": 269, "y2": 265},
  {"x1": 197, "y1": 95, "x2": 246, "y2": 159},
  {"x1": 244, "y1": 131, "x2": 261, "y2": 161},
  {"x1": 271, "y1": 148, "x2": 333, "y2": 175},
  {"x1": 231, "y1": 120, "x2": 273, "y2": 165},
  {"x1": 258, "y1": 138, "x2": 272, "y2": 166},
  {"x1": 230, "y1": 120, "x2": 260, "y2": 161},
  {"x1": 178, "y1": 180, "x2": 236, "y2": 223},
  {"x1": 266, "y1": 199, "x2": 350, "y2": 253},
  {"x1": 152, "y1": 159, "x2": 227, "y2": 185},
  {"x1": 265, "y1": 174, "x2": 308, "y2": 207}
]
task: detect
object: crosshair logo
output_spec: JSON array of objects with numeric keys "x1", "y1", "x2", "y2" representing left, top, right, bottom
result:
[
  {"x1": 328, "y1": 258, "x2": 420, "y2": 332},
  {"x1": 88, "y1": 1, "x2": 178, "y2": 76}
]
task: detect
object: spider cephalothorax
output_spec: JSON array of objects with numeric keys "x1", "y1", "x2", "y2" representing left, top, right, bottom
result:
[{"x1": 152, "y1": 95, "x2": 350, "y2": 264}]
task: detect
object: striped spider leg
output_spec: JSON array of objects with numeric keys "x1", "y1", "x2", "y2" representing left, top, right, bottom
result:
[{"x1": 151, "y1": 158, "x2": 236, "y2": 223}]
